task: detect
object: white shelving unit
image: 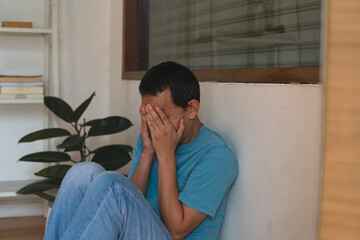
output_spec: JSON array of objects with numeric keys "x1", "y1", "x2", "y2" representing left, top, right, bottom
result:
[
  {"x1": 0, "y1": 27, "x2": 52, "y2": 35},
  {"x1": 0, "y1": 98, "x2": 43, "y2": 104},
  {"x1": 0, "y1": 0, "x2": 59, "y2": 103},
  {"x1": 0, "y1": 0, "x2": 59, "y2": 217},
  {"x1": 0, "y1": 180, "x2": 46, "y2": 218}
]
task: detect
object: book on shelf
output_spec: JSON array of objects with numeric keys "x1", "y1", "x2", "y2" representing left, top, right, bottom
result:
[
  {"x1": 0, "y1": 94, "x2": 44, "y2": 100},
  {"x1": 24, "y1": 94, "x2": 44, "y2": 99},
  {"x1": 0, "y1": 94, "x2": 16, "y2": 99},
  {"x1": 2, "y1": 21, "x2": 33, "y2": 28},
  {"x1": 0, "y1": 86, "x2": 43, "y2": 95},
  {"x1": 0, "y1": 82, "x2": 43, "y2": 87},
  {"x1": 0, "y1": 75, "x2": 42, "y2": 83}
]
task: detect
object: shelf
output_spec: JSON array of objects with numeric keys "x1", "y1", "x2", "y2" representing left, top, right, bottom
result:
[
  {"x1": 0, "y1": 180, "x2": 35, "y2": 198},
  {"x1": 0, "y1": 180, "x2": 45, "y2": 219},
  {"x1": 0, "y1": 98, "x2": 43, "y2": 104},
  {"x1": 0, "y1": 192, "x2": 17, "y2": 198},
  {"x1": 0, "y1": 27, "x2": 52, "y2": 36}
]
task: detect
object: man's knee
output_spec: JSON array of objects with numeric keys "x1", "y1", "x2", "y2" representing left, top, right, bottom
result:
[
  {"x1": 92, "y1": 172, "x2": 142, "y2": 202},
  {"x1": 92, "y1": 171, "x2": 128, "y2": 189},
  {"x1": 65, "y1": 162, "x2": 105, "y2": 183}
]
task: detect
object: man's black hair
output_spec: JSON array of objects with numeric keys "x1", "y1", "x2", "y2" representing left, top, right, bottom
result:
[{"x1": 139, "y1": 61, "x2": 200, "y2": 109}]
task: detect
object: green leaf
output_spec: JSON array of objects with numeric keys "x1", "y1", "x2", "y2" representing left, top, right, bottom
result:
[
  {"x1": 64, "y1": 145, "x2": 81, "y2": 152},
  {"x1": 92, "y1": 144, "x2": 133, "y2": 153},
  {"x1": 19, "y1": 151, "x2": 72, "y2": 163},
  {"x1": 115, "y1": 144, "x2": 133, "y2": 153},
  {"x1": 71, "y1": 92, "x2": 96, "y2": 123},
  {"x1": 35, "y1": 165, "x2": 72, "y2": 179},
  {"x1": 44, "y1": 96, "x2": 74, "y2": 123},
  {"x1": 19, "y1": 128, "x2": 71, "y2": 143},
  {"x1": 82, "y1": 119, "x2": 100, "y2": 126},
  {"x1": 34, "y1": 192, "x2": 56, "y2": 202},
  {"x1": 17, "y1": 179, "x2": 61, "y2": 195},
  {"x1": 87, "y1": 116, "x2": 133, "y2": 137},
  {"x1": 91, "y1": 145, "x2": 131, "y2": 170},
  {"x1": 117, "y1": 145, "x2": 133, "y2": 153},
  {"x1": 57, "y1": 135, "x2": 80, "y2": 149}
]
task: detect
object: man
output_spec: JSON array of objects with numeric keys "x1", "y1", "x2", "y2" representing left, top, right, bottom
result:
[{"x1": 44, "y1": 61, "x2": 237, "y2": 240}]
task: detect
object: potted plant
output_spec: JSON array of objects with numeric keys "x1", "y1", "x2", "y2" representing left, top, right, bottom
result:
[{"x1": 16, "y1": 92, "x2": 133, "y2": 202}]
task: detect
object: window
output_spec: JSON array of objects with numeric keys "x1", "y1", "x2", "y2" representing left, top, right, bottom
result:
[{"x1": 123, "y1": 0, "x2": 321, "y2": 83}]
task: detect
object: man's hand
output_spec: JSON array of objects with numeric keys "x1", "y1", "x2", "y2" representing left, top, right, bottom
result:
[
  {"x1": 129, "y1": 105, "x2": 156, "y2": 197},
  {"x1": 139, "y1": 105, "x2": 155, "y2": 157},
  {"x1": 145, "y1": 104, "x2": 185, "y2": 159}
]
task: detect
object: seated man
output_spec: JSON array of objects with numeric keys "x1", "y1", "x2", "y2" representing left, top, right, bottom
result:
[{"x1": 44, "y1": 61, "x2": 238, "y2": 240}]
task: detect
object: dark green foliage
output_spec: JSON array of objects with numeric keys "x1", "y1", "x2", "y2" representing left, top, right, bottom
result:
[
  {"x1": 18, "y1": 92, "x2": 133, "y2": 202},
  {"x1": 19, "y1": 151, "x2": 71, "y2": 163},
  {"x1": 17, "y1": 178, "x2": 62, "y2": 194},
  {"x1": 34, "y1": 192, "x2": 55, "y2": 202},
  {"x1": 71, "y1": 92, "x2": 96, "y2": 122},
  {"x1": 56, "y1": 135, "x2": 81, "y2": 149},
  {"x1": 92, "y1": 145, "x2": 132, "y2": 170},
  {"x1": 87, "y1": 116, "x2": 133, "y2": 137},
  {"x1": 35, "y1": 165, "x2": 72, "y2": 179},
  {"x1": 19, "y1": 128, "x2": 71, "y2": 143},
  {"x1": 44, "y1": 96, "x2": 73, "y2": 123}
]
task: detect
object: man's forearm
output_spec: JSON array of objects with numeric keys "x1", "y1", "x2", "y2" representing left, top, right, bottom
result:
[
  {"x1": 130, "y1": 153, "x2": 154, "y2": 197},
  {"x1": 157, "y1": 154, "x2": 186, "y2": 238}
]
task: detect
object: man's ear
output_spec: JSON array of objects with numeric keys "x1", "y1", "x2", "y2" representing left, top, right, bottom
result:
[{"x1": 187, "y1": 100, "x2": 200, "y2": 119}]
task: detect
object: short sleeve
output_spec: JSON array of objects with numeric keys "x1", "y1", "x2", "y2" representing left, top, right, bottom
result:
[
  {"x1": 178, "y1": 147, "x2": 238, "y2": 218},
  {"x1": 128, "y1": 135, "x2": 143, "y2": 179}
]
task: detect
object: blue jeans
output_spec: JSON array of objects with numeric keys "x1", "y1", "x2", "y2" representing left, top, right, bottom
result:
[{"x1": 44, "y1": 162, "x2": 172, "y2": 240}]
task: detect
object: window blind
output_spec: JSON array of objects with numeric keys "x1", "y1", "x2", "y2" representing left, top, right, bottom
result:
[{"x1": 148, "y1": 0, "x2": 321, "y2": 70}]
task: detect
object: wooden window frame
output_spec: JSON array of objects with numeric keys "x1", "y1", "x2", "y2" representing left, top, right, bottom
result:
[{"x1": 122, "y1": 0, "x2": 320, "y2": 83}]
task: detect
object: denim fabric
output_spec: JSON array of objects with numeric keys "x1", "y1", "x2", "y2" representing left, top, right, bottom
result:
[{"x1": 44, "y1": 162, "x2": 172, "y2": 240}]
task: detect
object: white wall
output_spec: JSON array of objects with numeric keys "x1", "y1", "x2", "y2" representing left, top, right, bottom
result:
[
  {"x1": 0, "y1": 105, "x2": 46, "y2": 181},
  {"x1": 1, "y1": 1, "x2": 324, "y2": 238},
  {"x1": 109, "y1": 1, "x2": 323, "y2": 240},
  {"x1": 202, "y1": 84, "x2": 323, "y2": 240},
  {"x1": 58, "y1": 0, "x2": 112, "y2": 155}
]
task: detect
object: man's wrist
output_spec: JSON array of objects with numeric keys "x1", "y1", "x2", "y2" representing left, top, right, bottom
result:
[
  {"x1": 157, "y1": 151, "x2": 176, "y2": 163},
  {"x1": 141, "y1": 152, "x2": 155, "y2": 161}
]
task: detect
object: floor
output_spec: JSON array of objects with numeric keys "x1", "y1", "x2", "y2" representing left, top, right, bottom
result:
[{"x1": 0, "y1": 216, "x2": 46, "y2": 240}]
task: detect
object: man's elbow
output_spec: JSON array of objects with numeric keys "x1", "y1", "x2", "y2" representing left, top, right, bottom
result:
[
  {"x1": 167, "y1": 226, "x2": 190, "y2": 240},
  {"x1": 169, "y1": 230, "x2": 187, "y2": 240}
]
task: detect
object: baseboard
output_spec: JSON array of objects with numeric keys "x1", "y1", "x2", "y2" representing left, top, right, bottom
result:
[{"x1": 0, "y1": 180, "x2": 47, "y2": 218}]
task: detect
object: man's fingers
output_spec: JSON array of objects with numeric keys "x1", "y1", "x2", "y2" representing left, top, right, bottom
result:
[
  {"x1": 146, "y1": 105, "x2": 162, "y2": 129},
  {"x1": 142, "y1": 114, "x2": 148, "y2": 128},
  {"x1": 140, "y1": 105, "x2": 147, "y2": 119},
  {"x1": 145, "y1": 113, "x2": 156, "y2": 133},
  {"x1": 155, "y1": 106, "x2": 173, "y2": 129},
  {"x1": 139, "y1": 105, "x2": 144, "y2": 117},
  {"x1": 139, "y1": 105, "x2": 147, "y2": 127}
]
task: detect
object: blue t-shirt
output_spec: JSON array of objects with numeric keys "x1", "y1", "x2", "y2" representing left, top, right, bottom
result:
[{"x1": 128, "y1": 124, "x2": 238, "y2": 240}]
